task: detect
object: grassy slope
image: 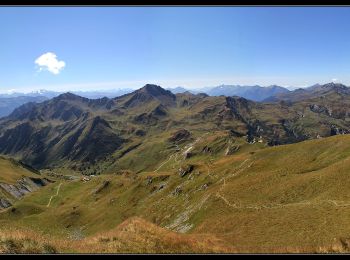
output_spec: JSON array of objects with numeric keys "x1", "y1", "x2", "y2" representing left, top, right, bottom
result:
[
  {"x1": 3, "y1": 87, "x2": 350, "y2": 177},
  {"x1": 0, "y1": 217, "x2": 233, "y2": 253},
  {"x1": 0, "y1": 157, "x2": 39, "y2": 184},
  {"x1": 193, "y1": 135, "x2": 350, "y2": 252},
  {"x1": 0, "y1": 156, "x2": 45, "y2": 205},
  {"x1": 2, "y1": 134, "x2": 350, "y2": 252}
]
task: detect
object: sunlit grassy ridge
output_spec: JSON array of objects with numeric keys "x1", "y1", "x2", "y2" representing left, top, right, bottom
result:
[
  {"x1": 2, "y1": 84, "x2": 350, "y2": 176},
  {"x1": 0, "y1": 217, "x2": 233, "y2": 254},
  {"x1": 2, "y1": 134, "x2": 350, "y2": 253},
  {"x1": 0, "y1": 156, "x2": 39, "y2": 184},
  {"x1": 0, "y1": 156, "x2": 48, "y2": 206}
]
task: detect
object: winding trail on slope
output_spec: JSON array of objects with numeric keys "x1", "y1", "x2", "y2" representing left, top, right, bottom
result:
[
  {"x1": 47, "y1": 182, "x2": 62, "y2": 207},
  {"x1": 215, "y1": 158, "x2": 251, "y2": 209},
  {"x1": 214, "y1": 160, "x2": 350, "y2": 210},
  {"x1": 154, "y1": 154, "x2": 176, "y2": 172},
  {"x1": 205, "y1": 158, "x2": 217, "y2": 180},
  {"x1": 154, "y1": 132, "x2": 209, "y2": 173}
]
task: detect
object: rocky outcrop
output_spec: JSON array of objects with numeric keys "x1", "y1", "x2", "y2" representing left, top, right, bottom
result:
[
  {"x1": 330, "y1": 125, "x2": 349, "y2": 136},
  {"x1": 202, "y1": 146, "x2": 212, "y2": 154},
  {"x1": 309, "y1": 104, "x2": 333, "y2": 117},
  {"x1": 0, "y1": 177, "x2": 52, "y2": 208},
  {"x1": 0, "y1": 183, "x2": 29, "y2": 199},
  {"x1": 0, "y1": 198, "x2": 11, "y2": 209},
  {"x1": 225, "y1": 145, "x2": 240, "y2": 156},
  {"x1": 172, "y1": 186, "x2": 182, "y2": 196},
  {"x1": 135, "y1": 129, "x2": 146, "y2": 137},
  {"x1": 178, "y1": 164, "x2": 194, "y2": 177},
  {"x1": 169, "y1": 129, "x2": 191, "y2": 143}
]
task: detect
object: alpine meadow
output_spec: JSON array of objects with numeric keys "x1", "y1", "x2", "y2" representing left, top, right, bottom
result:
[{"x1": 1, "y1": 6, "x2": 350, "y2": 254}]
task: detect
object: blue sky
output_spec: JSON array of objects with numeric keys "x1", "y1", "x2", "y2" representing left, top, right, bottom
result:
[{"x1": 1, "y1": 6, "x2": 350, "y2": 93}]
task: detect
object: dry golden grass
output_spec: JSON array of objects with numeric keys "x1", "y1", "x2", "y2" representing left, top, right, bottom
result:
[
  {"x1": 4, "y1": 135, "x2": 350, "y2": 253},
  {"x1": 77, "y1": 217, "x2": 234, "y2": 253},
  {"x1": 0, "y1": 157, "x2": 38, "y2": 184},
  {"x1": 1, "y1": 219, "x2": 349, "y2": 254},
  {"x1": 0, "y1": 217, "x2": 235, "y2": 254},
  {"x1": 0, "y1": 229, "x2": 59, "y2": 254}
]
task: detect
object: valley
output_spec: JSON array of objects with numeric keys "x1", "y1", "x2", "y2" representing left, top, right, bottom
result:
[
  {"x1": 1, "y1": 133, "x2": 350, "y2": 253},
  {"x1": 3, "y1": 5, "x2": 350, "y2": 254},
  {"x1": 1, "y1": 83, "x2": 350, "y2": 253}
]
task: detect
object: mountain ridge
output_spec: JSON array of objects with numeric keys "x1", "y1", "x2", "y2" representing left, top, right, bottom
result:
[
  {"x1": 1, "y1": 83, "x2": 350, "y2": 253},
  {"x1": 1, "y1": 83, "x2": 350, "y2": 174},
  {"x1": 265, "y1": 82, "x2": 350, "y2": 102}
]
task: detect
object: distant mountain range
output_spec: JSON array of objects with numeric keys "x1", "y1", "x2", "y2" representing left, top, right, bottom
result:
[
  {"x1": 0, "y1": 88, "x2": 135, "y2": 99},
  {"x1": 0, "y1": 96, "x2": 48, "y2": 118},
  {"x1": 203, "y1": 84, "x2": 290, "y2": 101},
  {"x1": 1, "y1": 83, "x2": 349, "y2": 119},
  {"x1": 168, "y1": 84, "x2": 290, "y2": 101},
  {"x1": 2, "y1": 83, "x2": 350, "y2": 253},
  {"x1": 264, "y1": 82, "x2": 350, "y2": 102},
  {"x1": 1, "y1": 82, "x2": 350, "y2": 173},
  {"x1": 0, "y1": 88, "x2": 135, "y2": 118},
  {"x1": 168, "y1": 83, "x2": 350, "y2": 102},
  {"x1": 0, "y1": 90, "x2": 60, "y2": 99},
  {"x1": 166, "y1": 87, "x2": 191, "y2": 94}
]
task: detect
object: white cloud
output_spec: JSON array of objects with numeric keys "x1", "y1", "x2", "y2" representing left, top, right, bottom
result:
[
  {"x1": 332, "y1": 78, "x2": 338, "y2": 82},
  {"x1": 35, "y1": 52, "x2": 65, "y2": 75}
]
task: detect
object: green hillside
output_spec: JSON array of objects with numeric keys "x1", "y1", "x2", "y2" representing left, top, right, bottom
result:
[
  {"x1": 1, "y1": 84, "x2": 350, "y2": 176},
  {"x1": 2, "y1": 134, "x2": 350, "y2": 253},
  {"x1": 0, "y1": 157, "x2": 51, "y2": 209}
]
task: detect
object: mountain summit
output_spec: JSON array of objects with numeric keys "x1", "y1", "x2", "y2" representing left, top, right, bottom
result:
[
  {"x1": 1, "y1": 82, "x2": 350, "y2": 173},
  {"x1": 121, "y1": 84, "x2": 176, "y2": 108},
  {"x1": 138, "y1": 84, "x2": 175, "y2": 98},
  {"x1": 314, "y1": 82, "x2": 349, "y2": 92},
  {"x1": 54, "y1": 92, "x2": 86, "y2": 101}
]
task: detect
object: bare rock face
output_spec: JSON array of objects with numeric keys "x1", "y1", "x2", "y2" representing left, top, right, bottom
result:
[
  {"x1": 146, "y1": 176, "x2": 153, "y2": 185},
  {"x1": 0, "y1": 183, "x2": 30, "y2": 199},
  {"x1": 178, "y1": 164, "x2": 194, "y2": 177},
  {"x1": 200, "y1": 183, "x2": 210, "y2": 190},
  {"x1": 183, "y1": 151, "x2": 193, "y2": 159},
  {"x1": 135, "y1": 129, "x2": 146, "y2": 137},
  {"x1": 225, "y1": 145, "x2": 240, "y2": 156},
  {"x1": 0, "y1": 198, "x2": 11, "y2": 209},
  {"x1": 309, "y1": 104, "x2": 333, "y2": 117},
  {"x1": 169, "y1": 129, "x2": 191, "y2": 143},
  {"x1": 202, "y1": 146, "x2": 212, "y2": 154},
  {"x1": 0, "y1": 177, "x2": 52, "y2": 207},
  {"x1": 172, "y1": 186, "x2": 182, "y2": 196},
  {"x1": 330, "y1": 125, "x2": 349, "y2": 135}
]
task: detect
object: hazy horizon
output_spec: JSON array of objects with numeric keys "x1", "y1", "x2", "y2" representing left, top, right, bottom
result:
[
  {"x1": 0, "y1": 79, "x2": 344, "y2": 95},
  {"x1": 3, "y1": 7, "x2": 350, "y2": 254},
  {"x1": 1, "y1": 7, "x2": 350, "y2": 93},
  {"x1": 0, "y1": 81, "x2": 337, "y2": 95}
]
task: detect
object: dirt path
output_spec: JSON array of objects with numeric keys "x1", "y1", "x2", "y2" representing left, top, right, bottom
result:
[
  {"x1": 154, "y1": 154, "x2": 176, "y2": 172},
  {"x1": 47, "y1": 182, "x2": 62, "y2": 207},
  {"x1": 181, "y1": 133, "x2": 208, "y2": 157},
  {"x1": 154, "y1": 132, "x2": 209, "y2": 173},
  {"x1": 215, "y1": 161, "x2": 350, "y2": 210},
  {"x1": 215, "y1": 158, "x2": 254, "y2": 209}
]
